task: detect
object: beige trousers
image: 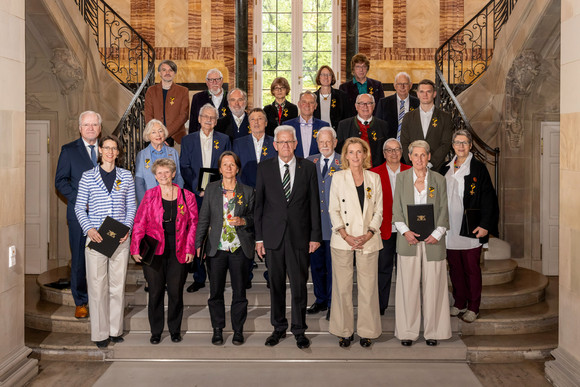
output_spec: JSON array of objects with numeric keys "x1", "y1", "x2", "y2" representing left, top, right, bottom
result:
[
  {"x1": 329, "y1": 247, "x2": 381, "y2": 339},
  {"x1": 394, "y1": 242, "x2": 451, "y2": 341},
  {"x1": 85, "y1": 238, "x2": 130, "y2": 342}
]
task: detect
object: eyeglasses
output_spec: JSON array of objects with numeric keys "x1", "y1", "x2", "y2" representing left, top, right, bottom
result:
[
  {"x1": 356, "y1": 102, "x2": 374, "y2": 107},
  {"x1": 81, "y1": 123, "x2": 100, "y2": 128},
  {"x1": 319, "y1": 73, "x2": 332, "y2": 77},
  {"x1": 101, "y1": 146, "x2": 118, "y2": 152},
  {"x1": 206, "y1": 77, "x2": 222, "y2": 83},
  {"x1": 200, "y1": 114, "x2": 217, "y2": 121},
  {"x1": 354, "y1": 64, "x2": 368, "y2": 70},
  {"x1": 384, "y1": 148, "x2": 402, "y2": 154},
  {"x1": 276, "y1": 140, "x2": 296, "y2": 146},
  {"x1": 395, "y1": 83, "x2": 411, "y2": 87},
  {"x1": 453, "y1": 141, "x2": 470, "y2": 146},
  {"x1": 273, "y1": 86, "x2": 287, "y2": 91}
]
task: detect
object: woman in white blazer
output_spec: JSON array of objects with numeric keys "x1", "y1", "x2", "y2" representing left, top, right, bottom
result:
[{"x1": 328, "y1": 137, "x2": 383, "y2": 348}]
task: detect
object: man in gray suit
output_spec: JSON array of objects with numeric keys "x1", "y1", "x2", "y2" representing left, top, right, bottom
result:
[{"x1": 400, "y1": 79, "x2": 453, "y2": 172}]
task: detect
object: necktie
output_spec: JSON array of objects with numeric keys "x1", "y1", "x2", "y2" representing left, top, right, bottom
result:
[
  {"x1": 322, "y1": 158, "x2": 329, "y2": 177},
  {"x1": 277, "y1": 104, "x2": 283, "y2": 124},
  {"x1": 282, "y1": 164, "x2": 291, "y2": 200},
  {"x1": 397, "y1": 99, "x2": 405, "y2": 141},
  {"x1": 89, "y1": 145, "x2": 97, "y2": 166}
]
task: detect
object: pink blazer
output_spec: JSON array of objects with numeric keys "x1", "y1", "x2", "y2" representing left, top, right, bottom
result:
[{"x1": 130, "y1": 184, "x2": 198, "y2": 263}]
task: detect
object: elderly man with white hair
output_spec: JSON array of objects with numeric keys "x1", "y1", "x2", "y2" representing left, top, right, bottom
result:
[
  {"x1": 189, "y1": 68, "x2": 230, "y2": 133},
  {"x1": 216, "y1": 88, "x2": 250, "y2": 141}
]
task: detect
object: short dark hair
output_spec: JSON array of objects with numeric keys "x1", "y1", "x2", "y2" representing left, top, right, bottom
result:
[
  {"x1": 315, "y1": 65, "x2": 336, "y2": 86},
  {"x1": 417, "y1": 79, "x2": 436, "y2": 90},
  {"x1": 98, "y1": 134, "x2": 124, "y2": 167},
  {"x1": 218, "y1": 151, "x2": 241, "y2": 174},
  {"x1": 248, "y1": 107, "x2": 267, "y2": 121},
  {"x1": 270, "y1": 77, "x2": 291, "y2": 95},
  {"x1": 158, "y1": 60, "x2": 177, "y2": 73},
  {"x1": 350, "y1": 53, "x2": 370, "y2": 74}
]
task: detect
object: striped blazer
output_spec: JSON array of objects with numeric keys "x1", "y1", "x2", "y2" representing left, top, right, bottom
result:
[{"x1": 75, "y1": 166, "x2": 137, "y2": 235}]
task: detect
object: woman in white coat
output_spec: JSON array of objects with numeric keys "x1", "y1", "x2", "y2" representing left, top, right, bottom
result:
[{"x1": 328, "y1": 137, "x2": 383, "y2": 348}]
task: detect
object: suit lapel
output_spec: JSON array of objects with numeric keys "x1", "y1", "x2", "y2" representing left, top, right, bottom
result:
[
  {"x1": 288, "y1": 158, "x2": 301, "y2": 202},
  {"x1": 76, "y1": 138, "x2": 94, "y2": 168}
]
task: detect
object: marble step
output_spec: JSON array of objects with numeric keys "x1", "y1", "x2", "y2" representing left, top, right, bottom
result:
[
  {"x1": 481, "y1": 259, "x2": 517, "y2": 286},
  {"x1": 479, "y1": 267, "x2": 548, "y2": 309},
  {"x1": 111, "y1": 332, "x2": 467, "y2": 362},
  {"x1": 25, "y1": 328, "x2": 107, "y2": 361}
]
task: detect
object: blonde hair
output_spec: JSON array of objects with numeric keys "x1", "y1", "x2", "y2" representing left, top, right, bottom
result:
[{"x1": 341, "y1": 137, "x2": 372, "y2": 170}]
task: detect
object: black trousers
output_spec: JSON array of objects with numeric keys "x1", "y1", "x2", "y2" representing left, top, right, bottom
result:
[
  {"x1": 378, "y1": 233, "x2": 397, "y2": 312},
  {"x1": 206, "y1": 249, "x2": 250, "y2": 332},
  {"x1": 142, "y1": 235, "x2": 188, "y2": 336},
  {"x1": 266, "y1": 238, "x2": 309, "y2": 336}
]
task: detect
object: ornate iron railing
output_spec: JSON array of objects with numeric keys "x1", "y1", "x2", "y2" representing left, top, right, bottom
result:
[
  {"x1": 435, "y1": 0, "x2": 518, "y2": 187},
  {"x1": 75, "y1": 0, "x2": 155, "y2": 170}
]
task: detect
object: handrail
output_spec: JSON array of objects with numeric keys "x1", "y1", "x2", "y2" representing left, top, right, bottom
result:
[{"x1": 75, "y1": 0, "x2": 155, "y2": 171}]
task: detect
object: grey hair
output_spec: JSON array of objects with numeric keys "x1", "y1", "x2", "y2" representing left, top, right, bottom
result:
[
  {"x1": 199, "y1": 103, "x2": 219, "y2": 119},
  {"x1": 274, "y1": 125, "x2": 297, "y2": 142},
  {"x1": 79, "y1": 111, "x2": 102, "y2": 126},
  {"x1": 299, "y1": 90, "x2": 317, "y2": 103},
  {"x1": 452, "y1": 129, "x2": 472, "y2": 144},
  {"x1": 408, "y1": 139, "x2": 430, "y2": 154},
  {"x1": 158, "y1": 60, "x2": 177, "y2": 73},
  {"x1": 394, "y1": 72, "x2": 411, "y2": 84},
  {"x1": 383, "y1": 137, "x2": 402, "y2": 151},
  {"x1": 355, "y1": 93, "x2": 375, "y2": 104},
  {"x1": 206, "y1": 68, "x2": 223, "y2": 79},
  {"x1": 228, "y1": 88, "x2": 248, "y2": 101},
  {"x1": 317, "y1": 126, "x2": 337, "y2": 139},
  {"x1": 143, "y1": 119, "x2": 169, "y2": 142}
]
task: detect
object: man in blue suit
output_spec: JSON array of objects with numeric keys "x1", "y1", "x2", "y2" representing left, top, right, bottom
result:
[
  {"x1": 284, "y1": 91, "x2": 329, "y2": 158},
  {"x1": 180, "y1": 103, "x2": 231, "y2": 292},
  {"x1": 215, "y1": 88, "x2": 251, "y2": 142},
  {"x1": 55, "y1": 110, "x2": 102, "y2": 319},
  {"x1": 306, "y1": 127, "x2": 342, "y2": 320}
]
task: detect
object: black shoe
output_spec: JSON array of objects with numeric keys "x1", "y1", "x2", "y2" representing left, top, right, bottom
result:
[
  {"x1": 264, "y1": 330, "x2": 286, "y2": 346},
  {"x1": 360, "y1": 338, "x2": 372, "y2": 348},
  {"x1": 232, "y1": 331, "x2": 244, "y2": 345},
  {"x1": 401, "y1": 340, "x2": 412, "y2": 346},
  {"x1": 306, "y1": 302, "x2": 328, "y2": 314},
  {"x1": 426, "y1": 339, "x2": 438, "y2": 346},
  {"x1": 171, "y1": 333, "x2": 182, "y2": 343},
  {"x1": 95, "y1": 339, "x2": 109, "y2": 348},
  {"x1": 326, "y1": 308, "x2": 330, "y2": 321},
  {"x1": 109, "y1": 335, "x2": 124, "y2": 343},
  {"x1": 186, "y1": 282, "x2": 205, "y2": 293},
  {"x1": 338, "y1": 334, "x2": 354, "y2": 348},
  {"x1": 253, "y1": 261, "x2": 258, "y2": 268},
  {"x1": 295, "y1": 334, "x2": 310, "y2": 349},
  {"x1": 150, "y1": 335, "x2": 161, "y2": 345},
  {"x1": 212, "y1": 328, "x2": 224, "y2": 345}
]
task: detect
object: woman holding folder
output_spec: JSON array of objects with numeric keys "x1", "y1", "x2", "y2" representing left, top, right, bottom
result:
[
  {"x1": 130, "y1": 158, "x2": 198, "y2": 345},
  {"x1": 392, "y1": 140, "x2": 450, "y2": 347},
  {"x1": 441, "y1": 130, "x2": 498, "y2": 323},
  {"x1": 75, "y1": 135, "x2": 136, "y2": 349}
]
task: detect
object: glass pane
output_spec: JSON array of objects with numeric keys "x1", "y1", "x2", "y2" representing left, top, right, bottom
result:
[
  {"x1": 303, "y1": 51, "x2": 318, "y2": 72},
  {"x1": 303, "y1": 32, "x2": 317, "y2": 52},
  {"x1": 318, "y1": 0, "x2": 332, "y2": 11},
  {"x1": 303, "y1": 13, "x2": 317, "y2": 32},
  {"x1": 303, "y1": 1, "x2": 316, "y2": 13},
  {"x1": 317, "y1": 13, "x2": 332, "y2": 31},
  {"x1": 262, "y1": 32, "x2": 276, "y2": 51},
  {"x1": 303, "y1": 71, "x2": 317, "y2": 91},
  {"x1": 263, "y1": 0, "x2": 276, "y2": 13},
  {"x1": 278, "y1": 52, "x2": 291, "y2": 70},
  {"x1": 262, "y1": 52, "x2": 277, "y2": 71},
  {"x1": 277, "y1": 0, "x2": 291, "y2": 13},
  {"x1": 277, "y1": 33, "x2": 291, "y2": 51},
  {"x1": 317, "y1": 33, "x2": 332, "y2": 51},
  {"x1": 263, "y1": 92, "x2": 275, "y2": 106},
  {"x1": 262, "y1": 13, "x2": 277, "y2": 32},
  {"x1": 262, "y1": 71, "x2": 276, "y2": 90},
  {"x1": 318, "y1": 51, "x2": 331, "y2": 67},
  {"x1": 277, "y1": 13, "x2": 292, "y2": 32}
]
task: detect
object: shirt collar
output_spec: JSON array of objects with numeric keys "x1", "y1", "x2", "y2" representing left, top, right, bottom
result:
[
  {"x1": 357, "y1": 115, "x2": 373, "y2": 125},
  {"x1": 353, "y1": 78, "x2": 367, "y2": 86},
  {"x1": 278, "y1": 156, "x2": 296, "y2": 168},
  {"x1": 299, "y1": 116, "x2": 313, "y2": 125},
  {"x1": 82, "y1": 138, "x2": 98, "y2": 148},
  {"x1": 200, "y1": 130, "x2": 214, "y2": 140}
]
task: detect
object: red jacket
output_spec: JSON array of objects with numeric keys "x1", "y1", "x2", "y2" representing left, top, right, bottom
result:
[
  {"x1": 370, "y1": 162, "x2": 411, "y2": 240},
  {"x1": 130, "y1": 184, "x2": 198, "y2": 263}
]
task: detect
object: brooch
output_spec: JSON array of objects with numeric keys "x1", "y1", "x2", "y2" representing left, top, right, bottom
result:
[
  {"x1": 313, "y1": 130, "x2": 318, "y2": 139},
  {"x1": 312, "y1": 158, "x2": 319, "y2": 164},
  {"x1": 410, "y1": 107, "x2": 414, "y2": 111},
  {"x1": 169, "y1": 97, "x2": 175, "y2": 106},
  {"x1": 335, "y1": 159, "x2": 340, "y2": 165},
  {"x1": 178, "y1": 203, "x2": 185, "y2": 215},
  {"x1": 428, "y1": 186, "x2": 435, "y2": 198},
  {"x1": 431, "y1": 117, "x2": 438, "y2": 127},
  {"x1": 368, "y1": 87, "x2": 374, "y2": 95},
  {"x1": 283, "y1": 108, "x2": 288, "y2": 117},
  {"x1": 371, "y1": 131, "x2": 377, "y2": 141},
  {"x1": 366, "y1": 187, "x2": 372, "y2": 199},
  {"x1": 145, "y1": 159, "x2": 150, "y2": 169},
  {"x1": 214, "y1": 140, "x2": 220, "y2": 150},
  {"x1": 331, "y1": 99, "x2": 336, "y2": 108},
  {"x1": 115, "y1": 179, "x2": 122, "y2": 191},
  {"x1": 262, "y1": 146, "x2": 268, "y2": 156},
  {"x1": 237, "y1": 193, "x2": 243, "y2": 205},
  {"x1": 221, "y1": 107, "x2": 227, "y2": 117},
  {"x1": 248, "y1": 125, "x2": 252, "y2": 134},
  {"x1": 328, "y1": 166, "x2": 336, "y2": 176}
]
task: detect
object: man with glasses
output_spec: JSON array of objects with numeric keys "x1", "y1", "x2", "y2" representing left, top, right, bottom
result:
[
  {"x1": 339, "y1": 53, "x2": 384, "y2": 114},
  {"x1": 375, "y1": 72, "x2": 420, "y2": 141},
  {"x1": 181, "y1": 103, "x2": 231, "y2": 292},
  {"x1": 189, "y1": 69, "x2": 229, "y2": 133},
  {"x1": 255, "y1": 125, "x2": 321, "y2": 349},
  {"x1": 284, "y1": 91, "x2": 329, "y2": 158},
  {"x1": 336, "y1": 93, "x2": 389, "y2": 167},
  {"x1": 370, "y1": 138, "x2": 411, "y2": 315},
  {"x1": 55, "y1": 110, "x2": 102, "y2": 319},
  {"x1": 400, "y1": 79, "x2": 453, "y2": 172}
]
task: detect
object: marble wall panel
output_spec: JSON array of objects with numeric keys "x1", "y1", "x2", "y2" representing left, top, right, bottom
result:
[
  {"x1": 131, "y1": 0, "x2": 155, "y2": 44},
  {"x1": 406, "y1": 0, "x2": 440, "y2": 48},
  {"x1": 200, "y1": 0, "x2": 212, "y2": 48},
  {"x1": 155, "y1": 0, "x2": 188, "y2": 48},
  {"x1": 440, "y1": 0, "x2": 463, "y2": 44},
  {"x1": 383, "y1": 0, "x2": 394, "y2": 48},
  {"x1": 560, "y1": 113, "x2": 580, "y2": 171},
  {"x1": 464, "y1": 0, "x2": 488, "y2": 22}
]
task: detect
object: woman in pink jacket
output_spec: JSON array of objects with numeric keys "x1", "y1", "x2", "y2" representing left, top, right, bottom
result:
[{"x1": 131, "y1": 158, "x2": 198, "y2": 345}]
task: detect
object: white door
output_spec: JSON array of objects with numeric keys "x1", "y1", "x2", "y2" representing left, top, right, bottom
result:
[
  {"x1": 25, "y1": 120, "x2": 50, "y2": 274},
  {"x1": 540, "y1": 121, "x2": 559, "y2": 275}
]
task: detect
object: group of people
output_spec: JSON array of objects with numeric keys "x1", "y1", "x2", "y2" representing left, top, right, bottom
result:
[{"x1": 55, "y1": 52, "x2": 498, "y2": 350}]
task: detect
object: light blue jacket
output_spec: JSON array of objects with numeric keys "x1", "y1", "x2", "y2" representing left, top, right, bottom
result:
[
  {"x1": 75, "y1": 166, "x2": 137, "y2": 235},
  {"x1": 135, "y1": 144, "x2": 184, "y2": 204}
]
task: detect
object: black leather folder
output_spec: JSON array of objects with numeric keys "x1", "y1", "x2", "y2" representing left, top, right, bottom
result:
[
  {"x1": 407, "y1": 204, "x2": 435, "y2": 241},
  {"x1": 87, "y1": 216, "x2": 130, "y2": 258}
]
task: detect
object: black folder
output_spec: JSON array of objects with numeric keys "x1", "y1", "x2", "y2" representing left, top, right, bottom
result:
[
  {"x1": 198, "y1": 168, "x2": 220, "y2": 191},
  {"x1": 407, "y1": 204, "x2": 435, "y2": 241},
  {"x1": 462, "y1": 208, "x2": 481, "y2": 238},
  {"x1": 139, "y1": 234, "x2": 159, "y2": 266},
  {"x1": 87, "y1": 216, "x2": 130, "y2": 258}
]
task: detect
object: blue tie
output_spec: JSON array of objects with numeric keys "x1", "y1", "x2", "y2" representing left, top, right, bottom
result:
[
  {"x1": 397, "y1": 99, "x2": 405, "y2": 141},
  {"x1": 321, "y1": 158, "x2": 329, "y2": 177},
  {"x1": 89, "y1": 145, "x2": 97, "y2": 166}
]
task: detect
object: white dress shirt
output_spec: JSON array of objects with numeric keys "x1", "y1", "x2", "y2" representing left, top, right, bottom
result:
[
  {"x1": 387, "y1": 163, "x2": 401, "y2": 232},
  {"x1": 357, "y1": 115, "x2": 373, "y2": 125},
  {"x1": 299, "y1": 116, "x2": 313, "y2": 157},
  {"x1": 319, "y1": 152, "x2": 336, "y2": 174},
  {"x1": 82, "y1": 138, "x2": 99, "y2": 160},
  {"x1": 233, "y1": 113, "x2": 245, "y2": 130},
  {"x1": 278, "y1": 156, "x2": 296, "y2": 190},
  {"x1": 252, "y1": 134, "x2": 265, "y2": 163},
  {"x1": 419, "y1": 105, "x2": 435, "y2": 138},
  {"x1": 199, "y1": 130, "x2": 213, "y2": 168},
  {"x1": 397, "y1": 95, "x2": 411, "y2": 113},
  {"x1": 211, "y1": 91, "x2": 224, "y2": 111}
]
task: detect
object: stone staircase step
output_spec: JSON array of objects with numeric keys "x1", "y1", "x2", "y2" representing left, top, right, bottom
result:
[
  {"x1": 111, "y1": 332, "x2": 467, "y2": 362},
  {"x1": 480, "y1": 267, "x2": 548, "y2": 309},
  {"x1": 25, "y1": 328, "x2": 106, "y2": 361},
  {"x1": 481, "y1": 259, "x2": 517, "y2": 286},
  {"x1": 25, "y1": 301, "x2": 91, "y2": 334}
]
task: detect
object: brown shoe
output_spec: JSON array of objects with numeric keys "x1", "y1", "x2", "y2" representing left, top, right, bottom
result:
[{"x1": 75, "y1": 304, "x2": 89, "y2": 319}]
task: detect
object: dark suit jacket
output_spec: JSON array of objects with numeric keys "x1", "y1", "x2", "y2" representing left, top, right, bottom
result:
[
  {"x1": 144, "y1": 83, "x2": 190, "y2": 143},
  {"x1": 55, "y1": 138, "x2": 96, "y2": 222},
  {"x1": 375, "y1": 94, "x2": 420, "y2": 139},
  {"x1": 195, "y1": 180, "x2": 255, "y2": 259},
  {"x1": 339, "y1": 77, "x2": 384, "y2": 114},
  {"x1": 189, "y1": 90, "x2": 230, "y2": 133},
  {"x1": 284, "y1": 117, "x2": 330, "y2": 158},
  {"x1": 400, "y1": 107, "x2": 453, "y2": 172},
  {"x1": 254, "y1": 157, "x2": 322, "y2": 250},
  {"x1": 179, "y1": 130, "x2": 231, "y2": 197},
  {"x1": 233, "y1": 134, "x2": 277, "y2": 187},
  {"x1": 336, "y1": 116, "x2": 388, "y2": 168},
  {"x1": 215, "y1": 112, "x2": 251, "y2": 142},
  {"x1": 313, "y1": 88, "x2": 353, "y2": 129},
  {"x1": 264, "y1": 100, "x2": 299, "y2": 137},
  {"x1": 440, "y1": 156, "x2": 499, "y2": 244}
]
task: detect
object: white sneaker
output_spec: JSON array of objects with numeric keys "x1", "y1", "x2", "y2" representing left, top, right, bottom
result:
[
  {"x1": 450, "y1": 306, "x2": 467, "y2": 316},
  {"x1": 462, "y1": 310, "x2": 479, "y2": 323}
]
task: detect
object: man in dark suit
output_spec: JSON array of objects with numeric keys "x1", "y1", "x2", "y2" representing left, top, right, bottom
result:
[
  {"x1": 306, "y1": 127, "x2": 342, "y2": 320},
  {"x1": 339, "y1": 53, "x2": 384, "y2": 114},
  {"x1": 284, "y1": 91, "x2": 329, "y2": 158},
  {"x1": 215, "y1": 88, "x2": 250, "y2": 141},
  {"x1": 189, "y1": 69, "x2": 229, "y2": 133},
  {"x1": 375, "y1": 72, "x2": 420, "y2": 141},
  {"x1": 400, "y1": 79, "x2": 453, "y2": 172},
  {"x1": 144, "y1": 60, "x2": 189, "y2": 146},
  {"x1": 254, "y1": 125, "x2": 322, "y2": 349},
  {"x1": 55, "y1": 110, "x2": 102, "y2": 319},
  {"x1": 336, "y1": 93, "x2": 388, "y2": 167},
  {"x1": 180, "y1": 103, "x2": 231, "y2": 292}
]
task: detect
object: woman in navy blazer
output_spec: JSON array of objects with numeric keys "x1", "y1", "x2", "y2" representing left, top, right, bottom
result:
[
  {"x1": 313, "y1": 65, "x2": 353, "y2": 129},
  {"x1": 135, "y1": 119, "x2": 184, "y2": 204}
]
